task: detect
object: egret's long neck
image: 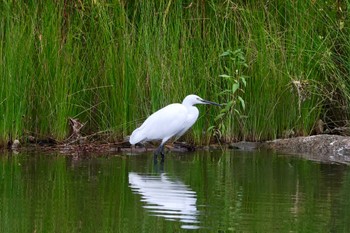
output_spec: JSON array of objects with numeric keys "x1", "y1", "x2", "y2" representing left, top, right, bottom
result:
[{"x1": 185, "y1": 105, "x2": 199, "y2": 128}]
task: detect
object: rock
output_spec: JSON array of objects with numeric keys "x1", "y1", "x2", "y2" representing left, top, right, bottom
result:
[
  {"x1": 27, "y1": 135, "x2": 36, "y2": 143},
  {"x1": 11, "y1": 139, "x2": 20, "y2": 149},
  {"x1": 229, "y1": 141, "x2": 261, "y2": 151},
  {"x1": 262, "y1": 134, "x2": 350, "y2": 164}
]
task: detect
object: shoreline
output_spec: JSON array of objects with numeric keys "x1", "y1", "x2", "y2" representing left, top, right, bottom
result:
[{"x1": 3, "y1": 134, "x2": 350, "y2": 165}]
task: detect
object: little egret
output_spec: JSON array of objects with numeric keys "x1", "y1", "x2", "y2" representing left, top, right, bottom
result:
[{"x1": 129, "y1": 94, "x2": 221, "y2": 161}]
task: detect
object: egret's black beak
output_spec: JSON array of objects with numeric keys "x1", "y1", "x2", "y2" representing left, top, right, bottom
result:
[{"x1": 201, "y1": 99, "x2": 222, "y2": 106}]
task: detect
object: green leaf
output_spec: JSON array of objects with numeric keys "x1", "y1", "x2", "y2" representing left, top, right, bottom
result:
[
  {"x1": 214, "y1": 113, "x2": 225, "y2": 121},
  {"x1": 240, "y1": 76, "x2": 247, "y2": 87},
  {"x1": 238, "y1": 96, "x2": 245, "y2": 110},
  {"x1": 220, "y1": 124, "x2": 226, "y2": 132},
  {"x1": 219, "y1": 74, "x2": 231, "y2": 78},
  {"x1": 232, "y1": 49, "x2": 241, "y2": 56},
  {"x1": 221, "y1": 100, "x2": 234, "y2": 112},
  {"x1": 218, "y1": 90, "x2": 232, "y2": 95},
  {"x1": 232, "y1": 83, "x2": 239, "y2": 94},
  {"x1": 207, "y1": 125, "x2": 215, "y2": 132},
  {"x1": 226, "y1": 100, "x2": 234, "y2": 107},
  {"x1": 220, "y1": 50, "x2": 232, "y2": 57}
]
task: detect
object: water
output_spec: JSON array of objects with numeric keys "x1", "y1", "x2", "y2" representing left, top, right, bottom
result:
[{"x1": 0, "y1": 150, "x2": 350, "y2": 232}]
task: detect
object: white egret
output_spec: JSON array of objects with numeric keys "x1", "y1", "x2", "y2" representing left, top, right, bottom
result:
[{"x1": 129, "y1": 94, "x2": 221, "y2": 161}]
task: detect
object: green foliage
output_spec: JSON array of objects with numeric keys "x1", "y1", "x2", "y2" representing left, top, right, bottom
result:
[
  {"x1": 0, "y1": 0, "x2": 349, "y2": 144},
  {"x1": 209, "y1": 49, "x2": 248, "y2": 142}
]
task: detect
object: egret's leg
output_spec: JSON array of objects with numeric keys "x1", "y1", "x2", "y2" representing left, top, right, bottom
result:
[
  {"x1": 155, "y1": 138, "x2": 170, "y2": 162},
  {"x1": 154, "y1": 144, "x2": 165, "y2": 162},
  {"x1": 159, "y1": 144, "x2": 165, "y2": 163},
  {"x1": 153, "y1": 150, "x2": 158, "y2": 161},
  {"x1": 160, "y1": 151, "x2": 165, "y2": 163},
  {"x1": 154, "y1": 144, "x2": 164, "y2": 162}
]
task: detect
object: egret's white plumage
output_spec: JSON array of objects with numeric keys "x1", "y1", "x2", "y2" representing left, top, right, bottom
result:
[{"x1": 130, "y1": 94, "x2": 220, "y2": 161}]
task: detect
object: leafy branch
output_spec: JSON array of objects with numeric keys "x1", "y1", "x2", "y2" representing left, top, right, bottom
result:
[{"x1": 209, "y1": 49, "x2": 249, "y2": 141}]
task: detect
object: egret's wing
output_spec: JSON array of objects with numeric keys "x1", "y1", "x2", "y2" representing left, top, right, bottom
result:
[
  {"x1": 130, "y1": 104, "x2": 188, "y2": 144},
  {"x1": 144, "y1": 104, "x2": 188, "y2": 140},
  {"x1": 175, "y1": 106, "x2": 199, "y2": 140}
]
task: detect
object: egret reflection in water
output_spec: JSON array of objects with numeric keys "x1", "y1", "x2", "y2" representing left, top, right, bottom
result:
[{"x1": 128, "y1": 172, "x2": 200, "y2": 229}]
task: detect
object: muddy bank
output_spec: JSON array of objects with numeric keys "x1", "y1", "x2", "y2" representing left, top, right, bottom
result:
[
  {"x1": 3, "y1": 139, "x2": 223, "y2": 157},
  {"x1": 4, "y1": 133, "x2": 350, "y2": 165}
]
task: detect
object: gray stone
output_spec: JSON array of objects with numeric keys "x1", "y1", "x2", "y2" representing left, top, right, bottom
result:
[{"x1": 261, "y1": 135, "x2": 350, "y2": 164}]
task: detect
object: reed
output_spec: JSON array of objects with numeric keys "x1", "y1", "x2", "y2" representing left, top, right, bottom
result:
[{"x1": 1, "y1": 0, "x2": 349, "y2": 145}]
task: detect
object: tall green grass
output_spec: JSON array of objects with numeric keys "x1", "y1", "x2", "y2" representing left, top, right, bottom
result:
[{"x1": 1, "y1": 0, "x2": 349, "y2": 145}]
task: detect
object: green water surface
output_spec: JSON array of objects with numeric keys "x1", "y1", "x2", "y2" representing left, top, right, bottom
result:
[{"x1": 0, "y1": 150, "x2": 349, "y2": 232}]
